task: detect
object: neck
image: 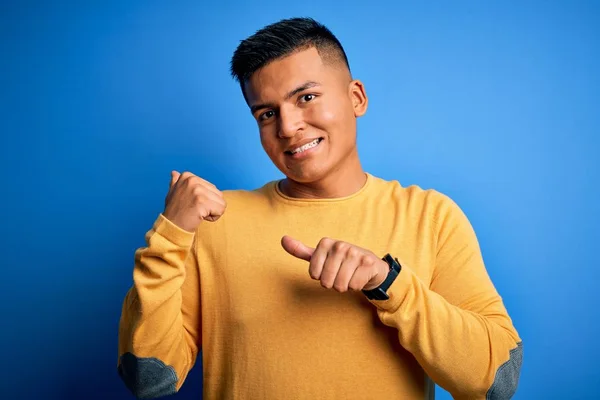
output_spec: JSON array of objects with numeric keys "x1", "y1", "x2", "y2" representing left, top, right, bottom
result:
[{"x1": 279, "y1": 158, "x2": 367, "y2": 199}]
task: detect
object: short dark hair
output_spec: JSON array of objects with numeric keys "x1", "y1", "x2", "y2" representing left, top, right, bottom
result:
[{"x1": 230, "y1": 17, "x2": 351, "y2": 94}]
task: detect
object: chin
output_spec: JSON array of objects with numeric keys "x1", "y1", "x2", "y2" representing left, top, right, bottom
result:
[{"x1": 280, "y1": 163, "x2": 331, "y2": 184}]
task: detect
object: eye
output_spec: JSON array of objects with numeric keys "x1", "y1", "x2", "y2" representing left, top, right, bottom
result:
[
  {"x1": 299, "y1": 94, "x2": 316, "y2": 103},
  {"x1": 259, "y1": 110, "x2": 275, "y2": 121}
]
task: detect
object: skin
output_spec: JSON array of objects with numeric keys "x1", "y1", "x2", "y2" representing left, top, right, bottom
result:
[
  {"x1": 163, "y1": 171, "x2": 226, "y2": 232},
  {"x1": 245, "y1": 46, "x2": 389, "y2": 291},
  {"x1": 245, "y1": 46, "x2": 368, "y2": 200},
  {"x1": 163, "y1": 46, "x2": 389, "y2": 293}
]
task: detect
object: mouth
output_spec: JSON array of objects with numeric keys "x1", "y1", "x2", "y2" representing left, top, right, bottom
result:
[{"x1": 284, "y1": 137, "x2": 324, "y2": 158}]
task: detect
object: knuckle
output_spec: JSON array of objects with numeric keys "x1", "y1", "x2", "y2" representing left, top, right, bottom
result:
[
  {"x1": 319, "y1": 237, "x2": 333, "y2": 247},
  {"x1": 181, "y1": 176, "x2": 193, "y2": 187},
  {"x1": 333, "y1": 283, "x2": 347, "y2": 293},
  {"x1": 197, "y1": 205, "x2": 208, "y2": 217},
  {"x1": 181, "y1": 171, "x2": 193, "y2": 180},
  {"x1": 362, "y1": 254, "x2": 376, "y2": 266},
  {"x1": 198, "y1": 177, "x2": 215, "y2": 188},
  {"x1": 347, "y1": 246, "x2": 360, "y2": 258},
  {"x1": 195, "y1": 194, "x2": 208, "y2": 206},
  {"x1": 319, "y1": 274, "x2": 333, "y2": 287},
  {"x1": 332, "y1": 241, "x2": 347, "y2": 252},
  {"x1": 189, "y1": 176, "x2": 203, "y2": 187},
  {"x1": 321, "y1": 280, "x2": 333, "y2": 289}
]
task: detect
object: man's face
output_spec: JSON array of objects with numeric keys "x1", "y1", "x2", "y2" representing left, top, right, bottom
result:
[{"x1": 244, "y1": 47, "x2": 367, "y2": 183}]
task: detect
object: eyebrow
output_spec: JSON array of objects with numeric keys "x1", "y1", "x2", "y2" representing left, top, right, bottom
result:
[{"x1": 250, "y1": 81, "x2": 321, "y2": 115}]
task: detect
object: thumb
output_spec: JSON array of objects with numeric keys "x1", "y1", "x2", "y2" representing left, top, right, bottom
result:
[
  {"x1": 281, "y1": 235, "x2": 314, "y2": 262},
  {"x1": 170, "y1": 170, "x2": 181, "y2": 189}
]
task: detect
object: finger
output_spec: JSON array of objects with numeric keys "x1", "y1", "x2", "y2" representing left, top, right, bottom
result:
[
  {"x1": 194, "y1": 193, "x2": 227, "y2": 221},
  {"x1": 198, "y1": 204, "x2": 225, "y2": 222},
  {"x1": 333, "y1": 256, "x2": 360, "y2": 293},
  {"x1": 348, "y1": 264, "x2": 373, "y2": 291},
  {"x1": 193, "y1": 185, "x2": 227, "y2": 209},
  {"x1": 320, "y1": 244, "x2": 347, "y2": 289},
  {"x1": 170, "y1": 170, "x2": 181, "y2": 189},
  {"x1": 281, "y1": 235, "x2": 314, "y2": 262},
  {"x1": 188, "y1": 186, "x2": 227, "y2": 218},
  {"x1": 202, "y1": 194, "x2": 227, "y2": 219},
  {"x1": 203, "y1": 214, "x2": 223, "y2": 222},
  {"x1": 199, "y1": 181, "x2": 223, "y2": 199},
  {"x1": 195, "y1": 176, "x2": 219, "y2": 190},
  {"x1": 308, "y1": 237, "x2": 333, "y2": 280},
  {"x1": 178, "y1": 171, "x2": 195, "y2": 183},
  {"x1": 184, "y1": 175, "x2": 222, "y2": 198}
]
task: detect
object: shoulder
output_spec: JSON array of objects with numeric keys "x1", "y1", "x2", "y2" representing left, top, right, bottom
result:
[
  {"x1": 372, "y1": 175, "x2": 457, "y2": 213},
  {"x1": 370, "y1": 174, "x2": 466, "y2": 227}
]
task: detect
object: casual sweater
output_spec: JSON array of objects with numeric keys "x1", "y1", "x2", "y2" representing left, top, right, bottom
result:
[{"x1": 117, "y1": 172, "x2": 523, "y2": 399}]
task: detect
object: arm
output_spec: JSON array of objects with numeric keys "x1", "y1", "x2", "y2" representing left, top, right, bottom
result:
[
  {"x1": 369, "y1": 193, "x2": 523, "y2": 400},
  {"x1": 117, "y1": 214, "x2": 201, "y2": 399}
]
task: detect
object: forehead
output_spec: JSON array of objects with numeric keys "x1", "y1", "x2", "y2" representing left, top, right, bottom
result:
[{"x1": 244, "y1": 47, "x2": 329, "y2": 104}]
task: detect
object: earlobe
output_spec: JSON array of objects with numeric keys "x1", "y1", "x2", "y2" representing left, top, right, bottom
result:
[{"x1": 349, "y1": 80, "x2": 368, "y2": 117}]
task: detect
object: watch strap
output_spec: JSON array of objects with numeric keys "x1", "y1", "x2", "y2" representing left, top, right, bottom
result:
[{"x1": 362, "y1": 254, "x2": 402, "y2": 300}]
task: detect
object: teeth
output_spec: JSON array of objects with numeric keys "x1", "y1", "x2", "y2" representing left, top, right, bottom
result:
[{"x1": 291, "y1": 139, "x2": 320, "y2": 154}]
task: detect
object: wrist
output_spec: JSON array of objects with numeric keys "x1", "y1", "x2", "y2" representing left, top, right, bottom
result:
[
  {"x1": 162, "y1": 213, "x2": 196, "y2": 233},
  {"x1": 362, "y1": 254, "x2": 402, "y2": 300},
  {"x1": 155, "y1": 214, "x2": 196, "y2": 246},
  {"x1": 363, "y1": 260, "x2": 390, "y2": 290}
]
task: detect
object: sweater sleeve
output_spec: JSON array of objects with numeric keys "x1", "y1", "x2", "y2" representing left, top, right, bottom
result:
[
  {"x1": 117, "y1": 214, "x2": 202, "y2": 399},
  {"x1": 369, "y1": 193, "x2": 523, "y2": 400}
]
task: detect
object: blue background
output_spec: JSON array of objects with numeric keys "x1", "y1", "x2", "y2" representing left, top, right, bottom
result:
[{"x1": 1, "y1": 1, "x2": 598, "y2": 399}]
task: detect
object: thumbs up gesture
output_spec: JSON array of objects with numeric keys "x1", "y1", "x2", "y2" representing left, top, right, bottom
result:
[{"x1": 163, "y1": 171, "x2": 227, "y2": 232}]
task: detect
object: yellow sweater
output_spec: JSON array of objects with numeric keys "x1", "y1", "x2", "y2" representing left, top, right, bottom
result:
[{"x1": 117, "y1": 173, "x2": 523, "y2": 399}]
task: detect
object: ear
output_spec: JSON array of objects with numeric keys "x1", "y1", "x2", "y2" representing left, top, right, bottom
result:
[{"x1": 348, "y1": 79, "x2": 368, "y2": 117}]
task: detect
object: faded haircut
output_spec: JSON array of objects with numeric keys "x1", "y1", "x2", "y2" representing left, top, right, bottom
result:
[{"x1": 230, "y1": 17, "x2": 351, "y2": 98}]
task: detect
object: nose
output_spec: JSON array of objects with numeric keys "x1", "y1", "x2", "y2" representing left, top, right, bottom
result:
[{"x1": 277, "y1": 105, "x2": 304, "y2": 138}]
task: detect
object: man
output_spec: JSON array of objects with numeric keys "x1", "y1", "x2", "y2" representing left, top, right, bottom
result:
[{"x1": 117, "y1": 17, "x2": 523, "y2": 399}]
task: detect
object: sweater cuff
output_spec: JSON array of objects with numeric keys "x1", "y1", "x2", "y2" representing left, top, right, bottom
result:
[
  {"x1": 367, "y1": 263, "x2": 414, "y2": 312},
  {"x1": 152, "y1": 214, "x2": 196, "y2": 248}
]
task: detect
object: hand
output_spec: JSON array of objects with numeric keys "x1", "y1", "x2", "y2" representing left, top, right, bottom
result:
[
  {"x1": 281, "y1": 236, "x2": 390, "y2": 292},
  {"x1": 163, "y1": 171, "x2": 226, "y2": 232}
]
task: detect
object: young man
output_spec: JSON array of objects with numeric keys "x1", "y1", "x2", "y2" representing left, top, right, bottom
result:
[{"x1": 117, "y1": 17, "x2": 523, "y2": 399}]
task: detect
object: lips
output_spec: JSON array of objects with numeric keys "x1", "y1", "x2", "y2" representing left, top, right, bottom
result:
[
  {"x1": 283, "y1": 137, "x2": 324, "y2": 161},
  {"x1": 284, "y1": 137, "x2": 324, "y2": 154}
]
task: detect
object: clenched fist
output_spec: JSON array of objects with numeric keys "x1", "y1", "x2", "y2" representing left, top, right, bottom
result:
[{"x1": 163, "y1": 171, "x2": 226, "y2": 232}]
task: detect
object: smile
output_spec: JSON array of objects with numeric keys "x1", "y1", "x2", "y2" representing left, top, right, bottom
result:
[{"x1": 285, "y1": 138, "x2": 324, "y2": 157}]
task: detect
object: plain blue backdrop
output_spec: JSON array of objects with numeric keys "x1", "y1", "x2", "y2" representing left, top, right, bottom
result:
[{"x1": 1, "y1": 1, "x2": 598, "y2": 399}]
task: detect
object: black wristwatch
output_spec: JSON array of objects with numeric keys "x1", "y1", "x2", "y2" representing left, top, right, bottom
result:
[{"x1": 362, "y1": 254, "x2": 402, "y2": 300}]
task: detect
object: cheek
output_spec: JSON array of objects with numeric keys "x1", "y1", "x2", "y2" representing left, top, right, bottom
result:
[
  {"x1": 314, "y1": 102, "x2": 338, "y2": 124},
  {"x1": 259, "y1": 129, "x2": 281, "y2": 156},
  {"x1": 311, "y1": 98, "x2": 350, "y2": 128}
]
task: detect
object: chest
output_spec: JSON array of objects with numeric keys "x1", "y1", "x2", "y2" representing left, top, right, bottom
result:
[{"x1": 198, "y1": 206, "x2": 436, "y2": 331}]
